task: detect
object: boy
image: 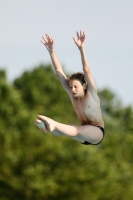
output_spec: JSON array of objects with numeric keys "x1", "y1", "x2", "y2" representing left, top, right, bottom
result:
[{"x1": 34, "y1": 31, "x2": 104, "y2": 145}]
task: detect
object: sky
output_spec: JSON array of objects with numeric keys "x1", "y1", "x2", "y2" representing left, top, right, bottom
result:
[{"x1": 0, "y1": 0, "x2": 133, "y2": 106}]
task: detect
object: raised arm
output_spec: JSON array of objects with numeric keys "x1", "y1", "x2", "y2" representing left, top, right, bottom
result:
[
  {"x1": 73, "y1": 31, "x2": 97, "y2": 92},
  {"x1": 41, "y1": 34, "x2": 70, "y2": 94}
]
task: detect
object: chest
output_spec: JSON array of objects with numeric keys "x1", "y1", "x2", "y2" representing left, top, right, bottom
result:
[{"x1": 72, "y1": 93, "x2": 99, "y2": 116}]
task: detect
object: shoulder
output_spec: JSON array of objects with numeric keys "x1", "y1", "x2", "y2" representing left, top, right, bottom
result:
[{"x1": 86, "y1": 88, "x2": 100, "y2": 101}]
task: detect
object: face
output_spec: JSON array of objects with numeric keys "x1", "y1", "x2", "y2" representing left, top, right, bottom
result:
[{"x1": 69, "y1": 79, "x2": 86, "y2": 98}]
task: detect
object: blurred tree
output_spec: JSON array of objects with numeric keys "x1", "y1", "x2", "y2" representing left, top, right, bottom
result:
[{"x1": 0, "y1": 66, "x2": 133, "y2": 200}]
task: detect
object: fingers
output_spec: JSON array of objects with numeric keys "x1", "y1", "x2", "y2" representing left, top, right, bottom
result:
[
  {"x1": 80, "y1": 30, "x2": 82, "y2": 37},
  {"x1": 42, "y1": 36, "x2": 47, "y2": 42},
  {"x1": 72, "y1": 37, "x2": 76, "y2": 43},
  {"x1": 46, "y1": 34, "x2": 50, "y2": 41},
  {"x1": 82, "y1": 31, "x2": 86, "y2": 40},
  {"x1": 76, "y1": 30, "x2": 85, "y2": 40},
  {"x1": 41, "y1": 34, "x2": 53, "y2": 44},
  {"x1": 40, "y1": 36, "x2": 47, "y2": 45},
  {"x1": 76, "y1": 31, "x2": 80, "y2": 39},
  {"x1": 47, "y1": 34, "x2": 52, "y2": 40},
  {"x1": 46, "y1": 34, "x2": 54, "y2": 43}
]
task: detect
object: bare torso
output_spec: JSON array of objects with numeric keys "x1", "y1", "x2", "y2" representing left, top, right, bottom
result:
[{"x1": 69, "y1": 89, "x2": 104, "y2": 127}]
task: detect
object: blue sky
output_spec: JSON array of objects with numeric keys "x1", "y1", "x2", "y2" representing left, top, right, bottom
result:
[{"x1": 0, "y1": 0, "x2": 133, "y2": 105}]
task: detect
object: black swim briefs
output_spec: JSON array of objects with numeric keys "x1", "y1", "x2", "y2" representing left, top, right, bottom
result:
[{"x1": 81, "y1": 126, "x2": 105, "y2": 145}]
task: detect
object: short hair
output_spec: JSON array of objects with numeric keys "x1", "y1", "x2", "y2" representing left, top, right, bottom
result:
[{"x1": 69, "y1": 72, "x2": 87, "y2": 86}]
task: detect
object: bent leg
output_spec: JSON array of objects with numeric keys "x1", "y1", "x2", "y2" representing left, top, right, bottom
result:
[{"x1": 37, "y1": 115, "x2": 103, "y2": 144}]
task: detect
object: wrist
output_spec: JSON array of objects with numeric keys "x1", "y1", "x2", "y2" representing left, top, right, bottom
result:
[
  {"x1": 49, "y1": 48, "x2": 54, "y2": 54},
  {"x1": 79, "y1": 46, "x2": 84, "y2": 52}
]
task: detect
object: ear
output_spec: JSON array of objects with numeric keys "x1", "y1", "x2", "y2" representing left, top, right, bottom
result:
[{"x1": 83, "y1": 83, "x2": 87, "y2": 90}]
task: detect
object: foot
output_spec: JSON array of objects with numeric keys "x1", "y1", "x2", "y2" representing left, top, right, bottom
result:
[
  {"x1": 38, "y1": 115, "x2": 57, "y2": 132},
  {"x1": 34, "y1": 119, "x2": 47, "y2": 133}
]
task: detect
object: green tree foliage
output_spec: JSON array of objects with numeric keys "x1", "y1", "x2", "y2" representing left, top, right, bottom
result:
[
  {"x1": 0, "y1": 65, "x2": 133, "y2": 200},
  {"x1": 13, "y1": 65, "x2": 77, "y2": 124}
]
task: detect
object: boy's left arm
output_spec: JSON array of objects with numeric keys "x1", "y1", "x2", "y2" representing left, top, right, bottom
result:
[
  {"x1": 79, "y1": 47, "x2": 97, "y2": 92},
  {"x1": 73, "y1": 31, "x2": 97, "y2": 92}
]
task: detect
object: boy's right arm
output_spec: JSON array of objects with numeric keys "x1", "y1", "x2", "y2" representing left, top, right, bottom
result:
[{"x1": 41, "y1": 34, "x2": 70, "y2": 94}]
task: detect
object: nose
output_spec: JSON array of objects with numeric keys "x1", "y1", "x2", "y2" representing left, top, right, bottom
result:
[{"x1": 71, "y1": 87, "x2": 75, "y2": 92}]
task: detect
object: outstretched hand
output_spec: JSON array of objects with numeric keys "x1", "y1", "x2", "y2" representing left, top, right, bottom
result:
[
  {"x1": 72, "y1": 30, "x2": 86, "y2": 49},
  {"x1": 41, "y1": 34, "x2": 54, "y2": 52}
]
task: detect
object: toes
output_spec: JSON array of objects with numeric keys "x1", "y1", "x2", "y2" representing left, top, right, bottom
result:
[
  {"x1": 38, "y1": 115, "x2": 46, "y2": 121},
  {"x1": 34, "y1": 120, "x2": 38, "y2": 125},
  {"x1": 34, "y1": 120, "x2": 48, "y2": 133},
  {"x1": 37, "y1": 115, "x2": 56, "y2": 132},
  {"x1": 37, "y1": 115, "x2": 50, "y2": 130},
  {"x1": 36, "y1": 119, "x2": 42, "y2": 123}
]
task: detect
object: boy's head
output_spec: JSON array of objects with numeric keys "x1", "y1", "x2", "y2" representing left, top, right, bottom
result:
[
  {"x1": 68, "y1": 72, "x2": 87, "y2": 98},
  {"x1": 69, "y1": 72, "x2": 87, "y2": 87}
]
